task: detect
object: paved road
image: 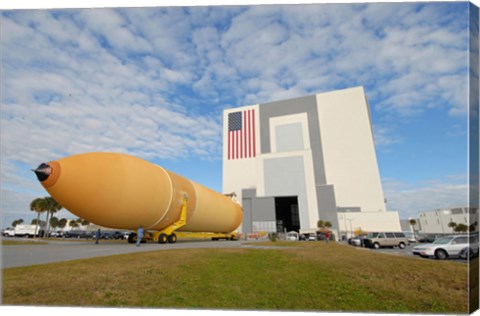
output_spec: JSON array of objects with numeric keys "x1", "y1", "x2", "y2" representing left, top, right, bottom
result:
[{"x1": 1, "y1": 238, "x2": 271, "y2": 268}]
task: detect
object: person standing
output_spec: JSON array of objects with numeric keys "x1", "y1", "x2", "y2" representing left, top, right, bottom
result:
[
  {"x1": 95, "y1": 229, "x2": 101, "y2": 244},
  {"x1": 136, "y1": 225, "x2": 144, "y2": 247},
  {"x1": 325, "y1": 232, "x2": 330, "y2": 244}
]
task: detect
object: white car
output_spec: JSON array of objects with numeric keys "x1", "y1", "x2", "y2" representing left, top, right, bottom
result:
[{"x1": 412, "y1": 235, "x2": 478, "y2": 260}]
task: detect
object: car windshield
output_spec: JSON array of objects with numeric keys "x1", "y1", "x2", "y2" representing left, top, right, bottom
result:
[
  {"x1": 367, "y1": 233, "x2": 379, "y2": 238},
  {"x1": 433, "y1": 237, "x2": 454, "y2": 244}
]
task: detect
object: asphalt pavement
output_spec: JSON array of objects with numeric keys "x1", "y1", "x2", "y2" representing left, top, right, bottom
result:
[{"x1": 1, "y1": 237, "x2": 256, "y2": 268}]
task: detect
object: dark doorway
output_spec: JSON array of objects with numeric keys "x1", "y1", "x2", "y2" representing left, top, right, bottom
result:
[{"x1": 275, "y1": 196, "x2": 300, "y2": 233}]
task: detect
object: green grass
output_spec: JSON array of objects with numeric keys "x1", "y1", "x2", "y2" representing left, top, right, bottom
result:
[
  {"x1": 2, "y1": 242, "x2": 471, "y2": 313},
  {"x1": 2, "y1": 240, "x2": 48, "y2": 245}
]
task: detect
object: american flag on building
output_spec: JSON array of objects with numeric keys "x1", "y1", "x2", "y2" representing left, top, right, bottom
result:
[{"x1": 227, "y1": 109, "x2": 256, "y2": 160}]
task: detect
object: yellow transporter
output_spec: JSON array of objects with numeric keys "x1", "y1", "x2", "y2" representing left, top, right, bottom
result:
[{"x1": 33, "y1": 152, "x2": 243, "y2": 243}]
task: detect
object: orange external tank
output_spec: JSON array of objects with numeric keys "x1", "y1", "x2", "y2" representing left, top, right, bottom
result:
[{"x1": 33, "y1": 152, "x2": 242, "y2": 234}]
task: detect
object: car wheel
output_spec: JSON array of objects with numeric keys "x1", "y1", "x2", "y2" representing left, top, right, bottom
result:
[
  {"x1": 398, "y1": 242, "x2": 406, "y2": 249},
  {"x1": 435, "y1": 249, "x2": 448, "y2": 260},
  {"x1": 373, "y1": 242, "x2": 380, "y2": 249}
]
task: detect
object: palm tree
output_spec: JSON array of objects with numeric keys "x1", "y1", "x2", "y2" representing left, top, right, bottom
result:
[
  {"x1": 58, "y1": 218, "x2": 67, "y2": 230},
  {"x1": 69, "y1": 220, "x2": 79, "y2": 229},
  {"x1": 11, "y1": 219, "x2": 24, "y2": 227},
  {"x1": 448, "y1": 221, "x2": 457, "y2": 234},
  {"x1": 49, "y1": 216, "x2": 59, "y2": 232},
  {"x1": 30, "y1": 198, "x2": 47, "y2": 237},
  {"x1": 43, "y1": 197, "x2": 63, "y2": 238}
]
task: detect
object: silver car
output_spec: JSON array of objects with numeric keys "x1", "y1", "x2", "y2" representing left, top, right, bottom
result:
[{"x1": 412, "y1": 235, "x2": 479, "y2": 260}]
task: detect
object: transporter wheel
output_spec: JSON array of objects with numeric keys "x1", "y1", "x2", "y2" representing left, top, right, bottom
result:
[
  {"x1": 398, "y1": 242, "x2": 406, "y2": 249},
  {"x1": 168, "y1": 234, "x2": 177, "y2": 244},
  {"x1": 373, "y1": 242, "x2": 380, "y2": 249},
  {"x1": 158, "y1": 233, "x2": 168, "y2": 244},
  {"x1": 127, "y1": 233, "x2": 136, "y2": 244}
]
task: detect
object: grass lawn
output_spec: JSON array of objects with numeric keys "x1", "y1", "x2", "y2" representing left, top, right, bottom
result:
[
  {"x1": 2, "y1": 242, "x2": 471, "y2": 313},
  {"x1": 2, "y1": 240, "x2": 48, "y2": 246}
]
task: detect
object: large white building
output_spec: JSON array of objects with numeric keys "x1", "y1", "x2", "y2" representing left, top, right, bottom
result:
[{"x1": 222, "y1": 86, "x2": 401, "y2": 238}]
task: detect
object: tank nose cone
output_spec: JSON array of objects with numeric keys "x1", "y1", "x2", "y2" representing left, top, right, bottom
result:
[{"x1": 33, "y1": 163, "x2": 52, "y2": 182}]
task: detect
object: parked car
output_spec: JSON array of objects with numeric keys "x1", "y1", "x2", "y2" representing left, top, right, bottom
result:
[
  {"x1": 459, "y1": 245, "x2": 480, "y2": 259},
  {"x1": 286, "y1": 231, "x2": 299, "y2": 241},
  {"x1": 363, "y1": 232, "x2": 409, "y2": 249},
  {"x1": 417, "y1": 235, "x2": 438, "y2": 243},
  {"x1": 100, "y1": 231, "x2": 115, "y2": 239},
  {"x1": 412, "y1": 235, "x2": 479, "y2": 260},
  {"x1": 64, "y1": 230, "x2": 92, "y2": 239},
  {"x1": 349, "y1": 235, "x2": 368, "y2": 247}
]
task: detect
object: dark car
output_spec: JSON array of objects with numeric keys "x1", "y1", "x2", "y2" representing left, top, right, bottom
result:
[
  {"x1": 100, "y1": 231, "x2": 115, "y2": 239},
  {"x1": 349, "y1": 235, "x2": 368, "y2": 247},
  {"x1": 112, "y1": 231, "x2": 127, "y2": 240},
  {"x1": 64, "y1": 230, "x2": 90, "y2": 239}
]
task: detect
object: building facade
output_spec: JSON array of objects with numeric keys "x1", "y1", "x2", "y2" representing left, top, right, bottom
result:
[
  {"x1": 418, "y1": 206, "x2": 477, "y2": 235},
  {"x1": 223, "y1": 87, "x2": 401, "y2": 238}
]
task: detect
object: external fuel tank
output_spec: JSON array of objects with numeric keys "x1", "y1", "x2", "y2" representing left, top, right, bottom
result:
[{"x1": 33, "y1": 152, "x2": 242, "y2": 233}]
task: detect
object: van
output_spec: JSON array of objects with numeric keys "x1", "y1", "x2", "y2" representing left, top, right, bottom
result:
[{"x1": 364, "y1": 232, "x2": 409, "y2": 249}]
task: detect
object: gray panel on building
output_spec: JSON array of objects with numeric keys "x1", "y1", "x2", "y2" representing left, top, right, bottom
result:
[
  {"x1": 316, "y1": 184, "x2": 339, "y2": 229},
  {"x1": 259, "y1": 95, "x2": 327, "y2": 185},
  {"x1": 252, "y1": 197, "x2": 275, "y2": 221},
  {"x1": 263, "y1": 156, "x2": 310, "y2": 228},
  {"x1": 275, "y1": 122, "x2": 304, "y2": 152}
]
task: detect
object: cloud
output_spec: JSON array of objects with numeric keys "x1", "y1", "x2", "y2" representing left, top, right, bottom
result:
[
  {"x1": 1, "y1": 3, "x2": 472, "y2": 223},
  {"x1": 382, "y1": 176, "x2": 469, "y2": 218}
]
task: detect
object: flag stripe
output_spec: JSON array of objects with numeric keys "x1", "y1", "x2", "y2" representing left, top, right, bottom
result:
[{"x1": 227, "y1": 109, "x2": 256, "y2": 160}]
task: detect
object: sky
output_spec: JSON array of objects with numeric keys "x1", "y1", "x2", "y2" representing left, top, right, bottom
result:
[{"x1": 0, "y1": 0, "x2": 478, "y2": 228}]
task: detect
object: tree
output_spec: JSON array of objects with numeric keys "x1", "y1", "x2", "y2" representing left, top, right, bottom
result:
[
  {"x1": 30, "y1": 197, "x2": 47, "y2": 236},
  {"x1": 454, "y1": 223, "x2": 468, "y2": 233},
  {"x1": 11, "y1": 219, "x2": 24, "y2": 227},
  {"x1": 77, "y1": 218, "x2": 89, "y2": 227},
  {"x1": 69, "y1": 220, "x2": 79, "y2": 229},
  {"x1": 43, "y1": 197, "x2": 63, "y2": 238},
  {"x1": 469, "y1": 221, "x2": 478, "y2": 233},
  {"x1": 58, "y1": 218, "x2": 67, "y2": 230},
  {"x1": 448, "y1": 221, "x2": 457, "y2": 234},
  {"x1": 31, "y1": 219, "x2": 45, "y2": 226},
  {"x1": 49, "y1": 216, "x2": 59, "y2": 231},
  {"x1": 324, "y1": 221, "x2": 332, "y2": 228},
  {"x1": 317, "y1": 220, "x2": 325, "y2": 228}
]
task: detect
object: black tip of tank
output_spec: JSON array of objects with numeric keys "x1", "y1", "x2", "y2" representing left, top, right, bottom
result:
[{"x1": 33, "y1": 163, "x2": 51, "y2": 182}]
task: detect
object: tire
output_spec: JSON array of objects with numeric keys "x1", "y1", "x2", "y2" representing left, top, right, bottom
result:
[
  {"x1": 398, "y1": 242, "x2": 406, "y2": 249},
  {"x1": 373, "y1": 242, "x2": 380, "y2": 249},
  {"x1": 127, "y1": 233, "x2": 136, "y2": 244},
  {"x1": 158, "y1": 233, "x2": 168, "y2": 244},
  {"x1": 435, "y1": 249, "x2": 448, "y2": 260},
  {"x1": 168, "y1": 233, "x2": 177, "y2": 244}
]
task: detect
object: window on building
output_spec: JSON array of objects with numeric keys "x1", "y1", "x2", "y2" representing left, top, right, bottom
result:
[{"x1": 452, "y1": 208, "x2": 463, "y2": 214}]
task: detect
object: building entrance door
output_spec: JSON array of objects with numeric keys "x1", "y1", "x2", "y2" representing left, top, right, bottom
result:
[{"x1": 275, "y1": 196, "x2": 300, "y2": 233}]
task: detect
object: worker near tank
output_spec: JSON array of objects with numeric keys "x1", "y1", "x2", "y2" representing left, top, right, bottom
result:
[
  {"x1": 95, "y1": 229, "x2": 101, "y2": 244},
  {"x1": 136, "y1": 225, "x2": 143, "y2": 247}
]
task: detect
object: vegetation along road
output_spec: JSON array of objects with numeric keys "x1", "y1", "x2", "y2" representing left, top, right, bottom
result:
[{"x1": 2, "y1": 240, "x2": 474, "y2": 314}]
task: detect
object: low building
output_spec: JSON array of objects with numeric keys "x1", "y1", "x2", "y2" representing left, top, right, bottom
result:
[{"x1": 417, "y1": 207, "x2": 477, "y2": 235}]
